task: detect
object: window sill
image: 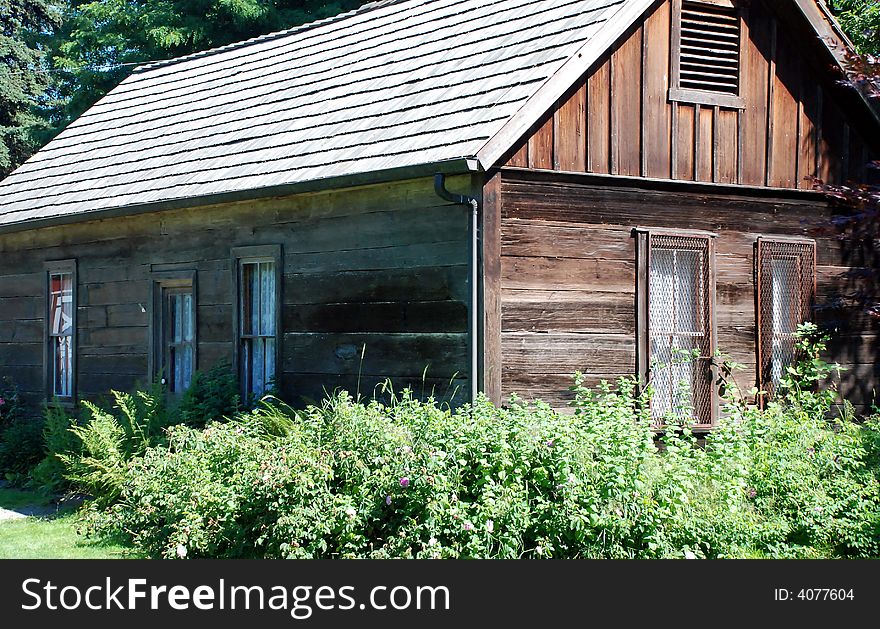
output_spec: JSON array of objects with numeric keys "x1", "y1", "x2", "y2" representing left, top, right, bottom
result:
[
  {"x1": 668, "y1": 87, "x2": 745, "y2": 110},
  {"x1": 47, "y1": 396, "x2": 77, "y2": 411}
]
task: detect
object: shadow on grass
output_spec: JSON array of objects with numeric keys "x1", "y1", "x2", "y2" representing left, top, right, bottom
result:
[{"x1": 0, "y1": 486, "x2": 139, "y2": 559}]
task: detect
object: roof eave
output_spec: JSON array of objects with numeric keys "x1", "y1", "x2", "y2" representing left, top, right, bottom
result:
[
  {"x1": 0, "y1": 157, "x2": 482, "y2": 236},
  {"x1": 793, "y1": 0, "x2": 880, "y2": 129},
  {"x1": 478, "y1": 0, "x2": 880, "y2": 170},
  {"x1": 476, "y1": 0, "x2": 661, "y2": 170}
]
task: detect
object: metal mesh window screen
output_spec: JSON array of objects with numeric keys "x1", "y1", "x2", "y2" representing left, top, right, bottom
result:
[
  {"x1": 647, "y1": 233, "x2": 714, "y2": 427},
  {"x1": 756, "y1": 238, "x2": 816, "y2": 399}
]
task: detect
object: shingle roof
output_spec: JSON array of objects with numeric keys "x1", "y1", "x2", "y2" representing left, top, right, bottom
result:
[{"x1": 0, "y1": 0, "x2": 631, "y2": 229}]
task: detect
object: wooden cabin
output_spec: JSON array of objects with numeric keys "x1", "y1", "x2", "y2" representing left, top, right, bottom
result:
[{"x1": 0, "y1": 0, "x2": 877, "y2": 424}]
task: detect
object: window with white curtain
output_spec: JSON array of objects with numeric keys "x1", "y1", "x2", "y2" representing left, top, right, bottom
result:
[
  {"x1": 151, "y1": 271, "x2": 197, "y2": 394},
  {"x1": 756, "y1": 238, "x2": 816, "y2": 399},
  {"x1": 234, "y1": 246, "x2": 281, "y2": 399},
  {"x1": 163, "y1": 287, "x2": 195, "y2": 393},
  {"x1": 636, "y1": 230, "x2": 716, "y2": 427}
]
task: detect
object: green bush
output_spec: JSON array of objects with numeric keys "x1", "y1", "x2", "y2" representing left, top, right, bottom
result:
[
  {"x1": 85, "y1": 404, "x2": 337, "y2": 559},
  {"x1": 30, "y1": 403, "x2": 82, "y2": 493},
  {"x1": 173, "y1": 362, "x2": 240, "y2": 428},
  {"x1": 79, "y1": 325, "x2": 880, "y2": 559},
  {"x1": 0, "y1": 376, "x2": 25, "y2": 430},
  {"x1": 59, "y1": 389, "x2": 169, "y2": 506},
  {"x1": 0, "y1": 418, "x2": 45, "y2": 482}
]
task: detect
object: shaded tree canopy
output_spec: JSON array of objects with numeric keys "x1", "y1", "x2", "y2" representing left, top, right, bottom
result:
[
  {"x1": 1, "y1": 1, "x2": 371, "y2": 177},
  {"x1": 48, "y1": 1, "x2": 372, "y2": 127},
  {"x1": 0, "y1": 0, "x2": 61, "y2": 177}
]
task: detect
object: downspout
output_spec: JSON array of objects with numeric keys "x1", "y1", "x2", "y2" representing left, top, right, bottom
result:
[{"x1": 434, "y1": 173, "x2": 480, "y2": 405}]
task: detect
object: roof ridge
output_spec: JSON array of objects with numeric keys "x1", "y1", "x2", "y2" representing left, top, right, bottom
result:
[{"x1": 133, "y1": 0, "x2": 416, "y2": 74}]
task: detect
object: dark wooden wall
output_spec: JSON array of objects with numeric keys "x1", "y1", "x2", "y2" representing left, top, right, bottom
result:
[
  {"x1": 0, "y1": 176, "x2": 473, "y2": 413},
  {"x1": 503, "y1": 0, "x2": 876, "y2": 189},
  {"x1": 496, "y1": 170, "x2": 878, "y2": 411}
]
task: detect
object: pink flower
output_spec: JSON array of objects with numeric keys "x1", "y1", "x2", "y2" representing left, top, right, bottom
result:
[
  {"x1": 399, "y1": 477, "x2": 410, "y2": 488},
  {"x1": 0, "y1": 398, "x2": 5, "y2": 406},
  {"x1": 463, "y1": 521, "x2": 474, "y2": 531},
  {"x1": 385, "y1": 495, "x2": 392, "y2": 505}
]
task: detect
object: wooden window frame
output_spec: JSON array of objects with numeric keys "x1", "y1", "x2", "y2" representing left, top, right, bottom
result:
[
  {"x1": 44, "y1": 259, "x2": 77, "y2": 405},
  {"x1": 634, "y1": 227, "x2": 718, "y2": 429},
  {"x1": 754, "y1": 236, "x2": 817, "y2": 401},
  {"x1": 149, "y1": 270, "x2": 198, "y2": 393},
  {"x1": 232, "y1": 245, "x2": 282, "y2": 398},
  {"x1": 669, "y1": 0, "x2": 746, "y2": 110}
]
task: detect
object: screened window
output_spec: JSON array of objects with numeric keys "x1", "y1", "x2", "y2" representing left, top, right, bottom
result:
[
  {"x1": 234, "y1": 246, "x2": 281, "y2": 398},
  {"x1": 670, "y1": 0, "x2": 744, "y2": 108},
  {"x1": 755, "y1": 238, "x2": 816, "y2": 398},
  {"x1": 636, "y1": 230, "x2": 716, "y2": 427},
  {"x1": 46, "y1": 261, "x2": 76, "y2": 400}
]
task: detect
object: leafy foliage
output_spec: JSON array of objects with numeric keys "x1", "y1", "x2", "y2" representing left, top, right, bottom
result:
[
  {"x1": 829, "y1": 0, "x2": 880, "y2": 56},
  {"x1": 29, "y1": 402, "x2": 82, "y2": 493},
  {"x1": 0, "y1": 417, "x2": 45, "y2": 481},
  {"x1": 45, "y1": 0, "x2": 373, "y2": 133},
  {"x1": 58, "y1": 389, "x2": 169, "y2": 506},
  {"x1": 174, "y1": 361, "x2": 241, "y2": 428},
  {"x1": 0, "y1": 376, "x2": 25, "y2": 429},
  {"x1": 0, "y1": 0, "x2": 61, "y2": 177},
  {"x1": 81, "y1": 340, "x2": 880, "y2": 558}
]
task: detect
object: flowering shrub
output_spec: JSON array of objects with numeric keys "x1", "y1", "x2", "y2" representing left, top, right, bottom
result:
[{"x1": 82, "y1": 337, "x2": 880, "y2": 558}]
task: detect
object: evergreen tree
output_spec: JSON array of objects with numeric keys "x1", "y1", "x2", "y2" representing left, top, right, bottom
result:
[
  {"x1": 48, "y1": 0, "x2": 371, "y2": 130},
  {"x1": 0, "y1": 0, "x2": 61, "y2": 177}
]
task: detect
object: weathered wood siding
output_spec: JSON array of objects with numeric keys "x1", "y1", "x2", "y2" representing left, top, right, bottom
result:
[
  {"x1": 503, "y1": 0, "x2": 877, "y2": 188},
  {"x1": 497, "y1": 170, "x2": 878, "y2": 411},
  {"x1": 0, "y1": 176, "x2": 472, "y2": 412}
]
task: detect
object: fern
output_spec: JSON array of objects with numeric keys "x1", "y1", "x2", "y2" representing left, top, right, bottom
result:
[{"x1": 59, "y1": 389, "x2": 168, "y2": 505}]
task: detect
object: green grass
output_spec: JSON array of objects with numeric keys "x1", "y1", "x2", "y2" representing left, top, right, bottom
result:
[
  {"x1": 0, "y1": 487, "x2": 136, "y2": 559},
  {"x1": 0, "y1": 486, "x2": 51, "y2": 510}
]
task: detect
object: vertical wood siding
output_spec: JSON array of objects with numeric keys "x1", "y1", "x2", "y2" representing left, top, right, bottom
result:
[{"x1": 503, "y1": 0, "x2": 876, "y2": 188}]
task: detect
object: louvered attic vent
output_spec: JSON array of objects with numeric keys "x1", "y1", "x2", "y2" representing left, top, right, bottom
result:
[{"x1": 679, "y1": 1, "x2": 740, "y2": 95}]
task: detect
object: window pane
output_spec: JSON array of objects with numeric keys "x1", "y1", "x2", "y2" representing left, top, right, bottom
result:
[
  {"x1": 674, "y1": 250, "x2": 701, "y2": 334},
  {"x1": 252, "y1": 337, "x2": 265, "y2": 395},
  {"x1": 260, "y1": 262, "x2": 275, "y2": 336},
  {"x1": 648, "y1": 242, "x2": 706, "y2": 422},
  {"x1": 770, "y1": 257, "x2": 799, "y2": 389},
  {"x1": 172, "y1": 293, "x2": 183, "y2": 343},
  {"x1": 182, "y1": 293, "x2": 194, "y2": 342},
  {"x1": 650, "y1": 250, "x2": 675, "y2": 334},
  {"x1": 651, "y1": 336, "x2": 673, "y2": 417},
  {"x1": 240, "y1": 340, "x2": 252, "y2": 394},
  {"x1": 173, "y1": 344, "x2": 194, "y2": 393},
  {"x1": 264, "y1": 337, "x2": 276, "y2": 391},
  {"x1": 49, "y1": 272, "x2": 73, "y2": 397},
  {"x1": 50, "y1": 273, "x2": 73, "y2": 337},
  {"x1": 53, "y1": 336, "x2": 72, "y2": 397},
  {"x1": 241, "y1": 263, "x2": 256, "y2": 336},
  {"x1": 163, "y1": 288, "x2": 194, "y2": 393},
  {"x1": 771, "y1": 258, "x2": 798, "y2": 334}
]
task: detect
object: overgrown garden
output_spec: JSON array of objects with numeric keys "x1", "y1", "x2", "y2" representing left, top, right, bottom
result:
[{"x1": 1, "y1": 326, "x2": 878, "y2": 559}]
